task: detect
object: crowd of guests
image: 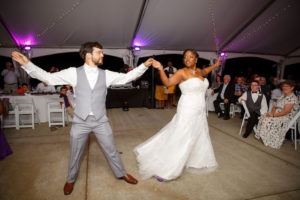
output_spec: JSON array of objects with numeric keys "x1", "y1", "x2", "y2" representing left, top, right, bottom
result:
[
  {"x1": 1, "y1": 62, "x2": 74, "y2": 118},
  {"x1": 1, "y1": 61, "x2": 300, "y2": 150},
  {"x1": 212, "y1": 74, "x2": 299, "y2": 149},
  {"x1": 155, "y1": 65, "x2": 300, "y2": 149}
]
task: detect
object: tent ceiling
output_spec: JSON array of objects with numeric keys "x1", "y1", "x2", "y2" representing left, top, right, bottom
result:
[{"x1": 0, "y1": 0, "x2": 300, "y2": 61}]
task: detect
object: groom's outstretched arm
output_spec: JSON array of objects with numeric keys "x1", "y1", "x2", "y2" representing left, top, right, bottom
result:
[
  {"x1": 12, "y1": 51, "x2": 77, "y2": 86},
  {"x1": 105, "y1": 58, "x2": 153, "y2": 87}
]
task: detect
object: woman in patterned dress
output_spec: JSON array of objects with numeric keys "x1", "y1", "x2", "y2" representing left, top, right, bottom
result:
[{"x1": 255, "y1": 80, "x2": 299, "y2": 149}]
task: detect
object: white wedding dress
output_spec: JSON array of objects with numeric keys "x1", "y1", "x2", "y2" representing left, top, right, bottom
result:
[{"x1": 134, "y1": 78, "x2": 218, "y2": 181}]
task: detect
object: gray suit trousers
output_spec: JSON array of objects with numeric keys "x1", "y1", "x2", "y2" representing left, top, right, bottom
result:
[{"x1": 67, "y1": 115, "x2": 127, "y2": 183}]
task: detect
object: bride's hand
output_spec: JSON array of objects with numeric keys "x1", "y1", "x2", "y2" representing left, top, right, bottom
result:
[{"x1": 152, "y1": 59, "x2": 163, "y2": 71}]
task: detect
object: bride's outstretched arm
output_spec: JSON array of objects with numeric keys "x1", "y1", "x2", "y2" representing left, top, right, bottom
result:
[
  {"x1": 152, "y1": 59, "x2": 183, "y2": 87},
  {"x1": 201, "y1": 58, "x2": 221, "y2": 76}
]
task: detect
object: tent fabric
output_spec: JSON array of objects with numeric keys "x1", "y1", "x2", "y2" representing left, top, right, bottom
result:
[{"x1": 0, "y1": 0, "x2": 300, "y2": 65}]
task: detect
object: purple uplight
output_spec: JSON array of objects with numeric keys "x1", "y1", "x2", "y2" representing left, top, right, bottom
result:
[
  {"x1": 24, "y1": 46, "x2": 31, "y2": 51},
  {"x1": 220, "y1": 52, "x2": 226, "y2": 57},
  {"x1": 134, "y1": 46, "x2": 141, "y2": 51}
]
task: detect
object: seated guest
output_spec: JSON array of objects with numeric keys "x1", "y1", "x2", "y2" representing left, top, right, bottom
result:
[
  {"x1": 234, "y1": 77, "x2": 247, "y2": 101},
  {"x1": 255, "y1": 80, "x2": 299, "y2": 149},
  {"x1": 239, "y1": 80, "x2": 268, "y2": 138},
  {"x1": 36, "y1": 82, "x2": 56, "y2": 93},
  {"x1": 270, "y1": 77, "x2": 280, "y2": 90},
  {"x1": 66, "y1": 85, "x2": 74, "y2": 95},
  {"x1": 60, "y1": 86, "x2": 74, "y2": 118},
  {"x1": 269, "y1": 86, "x2": 283, "y2": 112},
  {"x1": 259, "y1": 76, "x2": 271, "y2": 102},
  {"x1": 211, "y1": 75, "x2": 222, "y2": 90},
  {"x1": 17, "y1": 83, "x2": 31, "y2": 93},
  {"x1": 212, "y1": 75, "x2": 235, "y2": 120}
]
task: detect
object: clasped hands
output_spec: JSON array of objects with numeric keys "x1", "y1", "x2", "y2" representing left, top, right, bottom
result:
[{"x1": 143, "y1": 58, "x2": 163, "y2": 70}]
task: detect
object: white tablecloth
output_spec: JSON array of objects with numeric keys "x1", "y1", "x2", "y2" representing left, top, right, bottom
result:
[
  {"x1": 1, "y1": 94, "x2": 74, "y2": 123},
  {"x1": 206, "y1": 89, "x2": 218, "y2": 112}
]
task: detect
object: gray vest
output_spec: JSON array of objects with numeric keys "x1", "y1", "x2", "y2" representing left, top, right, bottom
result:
[
  {"x1": 74, "y1": 66, "x2": 107, "y2": 120},
  {"x1": 246, "y1": 90, "x2": 263, "y2": 115}
]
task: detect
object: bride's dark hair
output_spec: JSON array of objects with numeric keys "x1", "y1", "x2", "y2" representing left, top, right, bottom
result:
[{"x1": 183, "y1": 49, "x2": 199, "y2": 59}]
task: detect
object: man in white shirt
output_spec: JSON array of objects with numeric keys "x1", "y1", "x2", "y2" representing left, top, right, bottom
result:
[
  {"x1": 12, "y1": 42, "x2": 153, "y2": 195},
  {"x1": 1, "y1": 61, "x2": 20, "y2": 94},
  {"x1": 36, "y1": 82, "x2": 56, "y2": 93},
  {"x1": 239, "y1": 80, "x2": 268, "y2": 138}
]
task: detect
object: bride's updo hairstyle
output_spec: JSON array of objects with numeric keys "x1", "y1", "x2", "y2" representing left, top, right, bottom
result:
[{"x1": 183, "y1": 49, "x2": 199, "y2": 59}]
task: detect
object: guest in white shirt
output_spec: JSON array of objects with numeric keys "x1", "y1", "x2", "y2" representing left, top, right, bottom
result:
[
  {"x1": 12, "y1": 41, "x2": 153, "y2": 195},
  {"x1": 239, "y1": 80, "x2": 268, "y2": 138},
  {"x1": 36, "y1": 82, "x2": 56, "y2": 93},
  {"x1": 1, "y1": 62, "x2": 20, "y2": 94}
]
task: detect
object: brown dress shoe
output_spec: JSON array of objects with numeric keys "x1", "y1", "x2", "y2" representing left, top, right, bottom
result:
[
  {"x1": 64, "y1": 182, "x2": 74, "y2": 195},
  {"x1": 122, "y1": 174, "x2": 138, "y2": 184}
]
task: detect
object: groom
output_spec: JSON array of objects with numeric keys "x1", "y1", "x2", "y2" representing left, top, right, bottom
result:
[{"x1": 12, "y1": 42, "x2": 153, "y2": 195}]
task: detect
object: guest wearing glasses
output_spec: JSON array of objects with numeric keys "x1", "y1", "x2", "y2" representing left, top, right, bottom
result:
[
  {"x1": 239, "y1": 80, "x2": 268, "y2": 138},
  {"x1": 255, "y1": 80, "x2": 299, "y2": 149}
]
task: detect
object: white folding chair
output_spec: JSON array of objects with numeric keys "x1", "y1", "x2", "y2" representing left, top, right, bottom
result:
[
  {"x1": 287, "y1": 109, "x2": 300, "y2": 150},
  {"x1": 15, "y1": 97, "x2": 37, "y2": 129},
  {"x1": 220, "y1": 102, "x2": 237, "y2": 118},
  {"x1": 47, "y1": 98, "x2": 66, "y2": 127},
  {"x1": 239, "y1": 101, "x2": 258, "y2": 135},
  {"x1": 2, "y1": 100, "x2": 19, "y2": 130}
]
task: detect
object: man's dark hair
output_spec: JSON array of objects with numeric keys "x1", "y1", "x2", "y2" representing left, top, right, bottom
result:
[
  {"x1": 251, "y1": 80, "x2": 260, "y2": 85},
  {"x1": 60, "y1": 86, "x2": 67, "y2": 91},
  {"x1": 21, "y1": 83, "x2": 28, "y2": 87},
  {"x1": 79, "y1": 42, "x2": 103, "y2": 60}
]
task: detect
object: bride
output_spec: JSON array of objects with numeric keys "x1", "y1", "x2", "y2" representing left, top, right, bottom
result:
[{"x1": 134, "y1": 49, "x2": 221, "y2": 181}]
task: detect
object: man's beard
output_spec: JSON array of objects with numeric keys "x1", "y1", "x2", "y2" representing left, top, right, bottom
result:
[{"x1": 92, "y1": 58, "x2": 103, "y2": 66}]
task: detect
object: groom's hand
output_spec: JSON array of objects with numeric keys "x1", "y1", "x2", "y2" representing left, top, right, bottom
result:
[
  {"x1": 143, "y1": 58, "x2": 153, "y2": 67},
  {"x1": 12, "y1": 51, "x2": 30, "y2": 66}
]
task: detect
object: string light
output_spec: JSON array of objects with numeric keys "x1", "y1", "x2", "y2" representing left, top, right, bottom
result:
[
  {"x1": 224, "y1": 0, "x2": 293, "y2": 52},
  {"x1": 37, "y1": 0, "x2": 82, "y2": 38},
  {"x1": 208, "y1": 0, "x2": 219, "y2": 53}
]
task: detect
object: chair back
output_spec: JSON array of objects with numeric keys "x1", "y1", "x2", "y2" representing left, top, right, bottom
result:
[
  {"x1": 241, "y1": 101, "x2": 250, "y2": 118},
  {"x1": 288, "y1": 109, "x2": 300, "y2": 129}
]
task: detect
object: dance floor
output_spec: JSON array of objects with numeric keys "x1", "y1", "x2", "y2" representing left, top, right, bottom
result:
[{"x1": 1, "y1": 108, "x2": 300, "y2": 200}]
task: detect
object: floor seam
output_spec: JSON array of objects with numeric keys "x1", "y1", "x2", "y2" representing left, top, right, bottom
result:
[
  {"x1": 245, "y1": 188, "x2": 300, "y2": 200},
  {"x1": 209, "y1": 124, "x2": 300, "y2": 170}
]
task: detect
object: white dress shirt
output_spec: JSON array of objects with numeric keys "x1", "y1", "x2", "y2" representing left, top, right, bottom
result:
[
  {"x1": 36, "y1": 82, "x2": 56, "y2": 93},
  {"x1": 164, "y1": 66, "x2": 177, "y2": 78},
  {"x1": 239, "y1": 91, "x2": 268, "y2": 114},
  {"x1": 1, "y1": 69, "x2": 20, "y2": 84},
  {"x1": 220, "y1": 83, "x2": 228, "y2": 99},
  {"x1": 22, "y1": 62, "x2": 148, "y2": 91},
  {"x1": 22, "y1": 62, "x2": 148, "y2": 116}
]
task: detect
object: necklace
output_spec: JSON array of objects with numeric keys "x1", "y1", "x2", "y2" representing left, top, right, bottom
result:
[{"x1": 188, "y1": 68, "x2": 197, "y2": 75}]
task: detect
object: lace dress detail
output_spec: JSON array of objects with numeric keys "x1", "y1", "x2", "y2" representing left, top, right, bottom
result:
[{"x1": 255, "y1": 93, "x2": 299, "y2": 149}]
